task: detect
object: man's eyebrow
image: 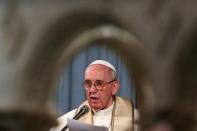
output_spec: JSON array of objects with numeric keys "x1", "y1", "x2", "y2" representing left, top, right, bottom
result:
[
  {"x1": 95, "y1": 80, "x2": 103, "y2": 81},
  {"x1": 84, "y1": 79, "x2": 91, "y2": 81},
  {"x1": 84, "y1": 79, "x2": 104, "y2": 82},
  {"x1": 95, "y1": 80, "x2": 105, "y2": 82}
]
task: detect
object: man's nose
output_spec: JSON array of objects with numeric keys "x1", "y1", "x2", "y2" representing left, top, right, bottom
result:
[{"x1": 89, "y1": 84, "x2": 97, "y2": 92}]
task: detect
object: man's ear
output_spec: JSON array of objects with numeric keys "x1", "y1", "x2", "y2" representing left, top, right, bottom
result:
[{"x1": 112, "y1": 81, "x2": 120, "y2": 95}]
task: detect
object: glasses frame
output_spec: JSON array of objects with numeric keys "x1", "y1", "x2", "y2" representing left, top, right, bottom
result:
[{"x1": 82, "y1": 79, "x2": 116, "y2": 90}]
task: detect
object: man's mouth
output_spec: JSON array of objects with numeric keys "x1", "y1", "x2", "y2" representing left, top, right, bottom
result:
[{"x1": 90, "y1": 96, "x2": 99, "y2": 100}]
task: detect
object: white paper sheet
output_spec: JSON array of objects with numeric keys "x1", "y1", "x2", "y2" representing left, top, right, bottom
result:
[{"x1": 67, "y1": 118, "x2": 108, "y2": 131}]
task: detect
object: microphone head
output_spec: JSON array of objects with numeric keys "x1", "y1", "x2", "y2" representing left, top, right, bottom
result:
[
  {"x1": 73, "y1": 105, "x2": 89, "y2": 120},
  {"x1": 81, "y1": 105, "x2": 89, "y2": 113}
]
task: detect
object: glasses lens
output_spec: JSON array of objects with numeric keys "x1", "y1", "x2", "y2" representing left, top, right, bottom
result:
[
  {"x1": 94, "y1": 80, "x2": 105, "y2": 89},
  {"x1": 83, "y1": 80, "x2": 92, "y2": 88}
]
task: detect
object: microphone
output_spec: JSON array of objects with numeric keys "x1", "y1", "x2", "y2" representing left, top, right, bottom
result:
[
  {"x1": 61, "y1": 105, "x2": 89, "y2": 131},
  {"x1": 73, "y1": 105, "x2": 89, "y2": 120}
]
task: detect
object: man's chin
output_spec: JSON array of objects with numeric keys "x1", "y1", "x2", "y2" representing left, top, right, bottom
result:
[{"x1": 90, "y1": 104, "x2": 102, "y2": 111}]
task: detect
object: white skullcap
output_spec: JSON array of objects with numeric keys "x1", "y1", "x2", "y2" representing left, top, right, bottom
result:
[{"x1": 88, "y1": 60, "x2": 116, "y2": 73}]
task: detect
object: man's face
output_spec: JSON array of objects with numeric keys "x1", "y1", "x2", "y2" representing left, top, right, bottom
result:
[{"x1": 84, "y1": 64, "x2": 119, "y2": 111}]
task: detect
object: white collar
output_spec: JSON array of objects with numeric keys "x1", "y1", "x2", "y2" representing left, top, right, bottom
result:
[{"x1": 93, "y1": 103, "x2": 114, "y2": 116}]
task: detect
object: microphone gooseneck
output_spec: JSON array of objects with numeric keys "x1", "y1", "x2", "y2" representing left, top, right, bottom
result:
[
  {"x1": 61, "y1": 105, "x2": 89, "y2": 131},
  {"x1": 73, "y1": 105, "x2": 89, "y2": 120}
]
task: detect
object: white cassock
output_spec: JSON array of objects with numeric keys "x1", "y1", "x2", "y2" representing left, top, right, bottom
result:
[{"x1": 92, "y1": 103, "x2": 114, "y2": 130}]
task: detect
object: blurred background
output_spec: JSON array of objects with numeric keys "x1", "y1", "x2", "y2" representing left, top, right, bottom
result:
[{"x1": 0, "y1": 0, "x2": 196, "y2": 131}]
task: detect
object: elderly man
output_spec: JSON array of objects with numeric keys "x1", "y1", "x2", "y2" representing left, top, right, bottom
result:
[{"x1": 51, "y1": 60, "x2": 134, "y2": 131}]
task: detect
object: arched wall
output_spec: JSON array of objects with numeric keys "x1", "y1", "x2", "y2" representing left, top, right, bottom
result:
[
  {"x1": 1, "y1": 1, "x2": 196, "y2": 131},
  {"x1": 20, "y1": 10, "x2": 152, "y2": 111}
]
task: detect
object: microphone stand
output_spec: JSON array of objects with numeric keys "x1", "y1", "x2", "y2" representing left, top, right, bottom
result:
[
  {"x1": 61, "y1": 125, "x2": 68, "y2": 131},
  {"x1": 61, "y1": 105, "x2": 89, "y2": 131}
]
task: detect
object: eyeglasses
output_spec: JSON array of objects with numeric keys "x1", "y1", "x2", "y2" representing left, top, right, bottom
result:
[{"x1": 82, "y1": 79, "x2": 116, "y2": 90}]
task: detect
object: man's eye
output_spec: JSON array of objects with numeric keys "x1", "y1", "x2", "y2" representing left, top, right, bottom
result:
[
  {"x1": 95, "y1": 81, "x2": 104, "y2": 86},
  {"x1": 86, "y1": 82, "x2": 92, "y2": 86}
]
